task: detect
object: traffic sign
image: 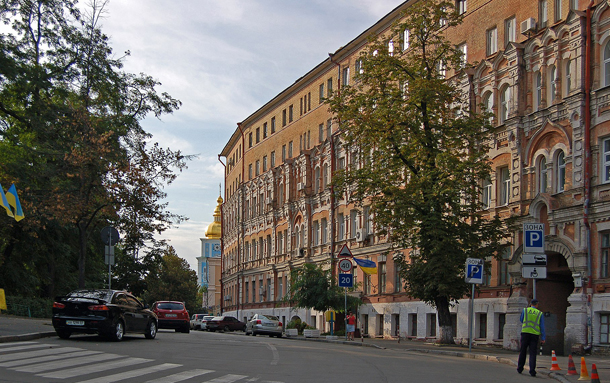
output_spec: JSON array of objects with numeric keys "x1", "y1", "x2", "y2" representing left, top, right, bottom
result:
[
  {"x1": 338, "y1": 244, "x2": 353, "y2": 258},
  {"x1": 523, "y1": 223, "x2": 544, "y2": 253},
  {"x1": 338, "y1": 273, "x2": 353, "y2": 287},
  {"x1": 101, "y1": 226, "x2": 120, "y2": 246},
  {"x1": 338, "y1": 258, "x2": 353, "y2": 273},
  {"x1": 523, "y1": 253, "x2": 547, "y2": 266},
  {"x1": 465, "y1": 258, "x2": 484, "y2": 284},
  {"x1": 522, "y1": 266, "x2": 546, "y2": 279}
]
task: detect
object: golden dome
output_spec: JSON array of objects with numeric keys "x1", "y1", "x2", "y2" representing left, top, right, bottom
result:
[{"x1": 205, "y1": 195, "x2": 223, "y2": 239}]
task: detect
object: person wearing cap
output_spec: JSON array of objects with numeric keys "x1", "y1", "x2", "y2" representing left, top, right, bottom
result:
[{"x1": 517, "y1": 298, "x2": 546, "y2": 377}]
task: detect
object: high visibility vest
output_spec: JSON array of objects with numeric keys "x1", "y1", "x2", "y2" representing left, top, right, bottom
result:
[{"x1": 522, "y1": 307, "x2": 542, "y2": 335}]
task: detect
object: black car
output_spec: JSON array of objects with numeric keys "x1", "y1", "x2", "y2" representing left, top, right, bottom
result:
[{"x1": 52, "y1": 289, "x2": 158, "y2": 341}]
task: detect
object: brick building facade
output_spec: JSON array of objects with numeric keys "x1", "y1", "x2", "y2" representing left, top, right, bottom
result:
[{"x1": 219, "y1": 0, "x2": 610, "y2": 354}]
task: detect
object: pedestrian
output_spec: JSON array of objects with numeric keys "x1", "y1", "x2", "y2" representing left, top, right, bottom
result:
[
  {"x1": 346, "y1": 311, "x2": 356, "y2": 341},
  {"x1": 517, "y1": 298, "x2": 546, "y2": 377}
]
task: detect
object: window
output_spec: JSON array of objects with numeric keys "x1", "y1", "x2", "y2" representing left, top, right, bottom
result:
[
  {"x1": 388, "y1": 40, "x2": 395, "y2": 55},
  {"x1": 263, "y1": 156, "x2": 267, "y2": 172},
  {"x1": 570, "y1": 0, "x2": 577, "y2": 9},
  {"x1": 602, "y1": 233, "x2": 610, "y2": 278},
  {"x1": 500, "y1": 85, "x2": 510, "y2": 124},
  {"x1": 549, "y1": 65, "x2": 557, "y2": 103},
  {"x1": 319, "y1": 83, "x2": 324, "y2": 103},
  {"x1": 256, "y1": 127, "x2": 260, "y2": 143},
  {"x1": 379, "y1": 262, "x2": 386, "y2": 293},
  {"x1": 355, "y1": 59, "x2": 363, "y2": 75},
  {"x1": 288, "y1": 105, "x2": 293, "y2": 123},
  {"x1": 350, "y1": 210, "x2": 357, "y2": 239},
  {"x1": 314, "y1": 167, "x2": 320, "y2": 191},
  {"x1": 604, "y1": 138, "x2": 610, "y2": 183},
  {"x1": 539, "y1": 156, "x2": 548, "y2": 193},
  {"x1": 539, "y1": 0, "x2": 548, "y2": 28},
  {"x1": 321, "y1": 218, "x2": 327, "y2": 244},
  {"x1": 556, "y1": 151, "x2": 566, "y2": 192},
  {"x1": 323, "y1": 164, "x2": 329, "y2": 188},
  {"x1": 282, "y1": 145, "x2": 286, "y2": 161},
  {"x1": 277, "y1": 278, "x2": 283, "y2": 300},
  {"x1": 319, "y1": 123, "x2": 324, "y2": 143},
  {"x1": 602, "y1": 314, "x2": 610, "y2": 344},
  {"x1": 487, "y1": 27, "x2": 498, "y2": 56},
  {"x1": 282, "y1": 109, "x2": 286, "y2": 127},
  {"x1": 252, "y1": 280, "x2": 256, "y2": 303},
  {"x1": 255, "y1": 160, "x2": 260, "y2": 176},
  {"x1": 565, "y1": 59, "x2": 572, "y2": 95},
  {"x1": 458, "y1": 43, "x2": 467, "y2": 68},
  {"x1": 479, "y1": 314, "x2": 487, "y2": 338},
  {"x1": 410, "y1": 314, "x2": 417, "y2": 337},
  {"x1": 554, "y1": 0, "x2": 562, "y2": 22},
  {"x1": 327, "y1": 78, "x2": 333, "y2": 97},
  {"x1": 338, "y1": 213, "x2": 345, "y2": 240},
  {"x1": 245, "y1": 282, "x2": 249, "y2": 303},
  {"x1": 248, "y1": 132, "x2": 253, "y2": 148},
  {"x1": 248, "y1": 164, "x2": 253, "y2": 180},
  {"x1": 498, "y1": 313, "x2": 506, "y2": 339},
  {"x1": 505, "y1": 17, "x2": 516, "y2": 47},
  {"x1": 437, "y1": 60, "x2": 446, "y2": 78},
  {"x1": 288, "y1": 141, "x2": 293, "y2": 158},
  {"x1": 457, "y1": 0, "x2": 467, "y2": 14},
  {"x1": 402, "y1": 29, "x2": 410, "y2": 51},
  {"x1": 605, "y1": 42, "x2": 610, "y2": 87},
  {"x1": 364, "y1": 274, "x2": 371, "y2": 295},
  {"x1": 394, "y1": 263, "x2": 402, "y2": 292},
  {"x1": 326, "y1": 119, "x2": 332, "y2": 139},
  {"x1": 482, "y1": 178, "x2": 492, "y2": 209},
  {"x1": 313, "y1": 221, "x2": 319, "y2": 246},
  {"x1": 535, "y1": 71, "x2": 542, "y2": 111},
  {"x1": 499, "y1": 167, "x2": 510, "y2": 205},
  {"x1": 263, "y1": 122, "x2": 268, "y2": 139},
  {"x1": 342, "y1": 67, "x2": 350, "y2": 87},
  {"x1": 271, "y1": 151, "x2": 275, "y2": 167},
  {"x1": 428, "y1": 314, "x2": 436, "y2": 337},
  {"x1": 483, "y1": 91, "x2": 493, "y2": 124}
]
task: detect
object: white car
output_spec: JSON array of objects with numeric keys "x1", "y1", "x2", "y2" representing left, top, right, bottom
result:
[{"x1": 190, "y1": 314, "x2": 208, "y2": 330}]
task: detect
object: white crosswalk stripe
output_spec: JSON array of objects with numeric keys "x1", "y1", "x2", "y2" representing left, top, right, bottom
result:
[
  {"x1": 206, "y1": 374, "x2": 248, "y2": 383},
  {"x1": 74, "y1": 362, "x2": 181, "y2": 383},
  {"x1": 0, "y1": 343, "x2": 54, "y2": 353},
  {"x1": 0, "y1": 350, "x2": 101, "y2": 367},
  {"x1": 13, "y1": 352, "x2": 123, "y2": 373},
  {"x1": 144, "y1": 368, "x2": 214, "y2": 383},
  {"x1": 0, "y1": 346, "x2": 84, "y2": 362},
  {"x1": 0, "y1": 341, "x2": 37, "y2": 347},
  {"x1": 38, "y1": 357, "x2": 153, "y2": 379}
]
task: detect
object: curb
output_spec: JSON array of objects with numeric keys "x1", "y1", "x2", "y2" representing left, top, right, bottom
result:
[{"x1": 0, "y1": 331, "x2": 56, "y2": 344}]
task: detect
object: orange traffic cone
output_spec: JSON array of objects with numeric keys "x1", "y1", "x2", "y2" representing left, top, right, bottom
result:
[
  {"x1": 578, "y1": 357, "x2": 590, "y2": 381},
  {"x1": 591, "y1": 363, "x2": 600, "y2": 383},
  {"x1": 550, "y1": 350, "x2": 561, "y2": 371},
  {"x1": 567, "y1": 355, "x2": 578, "y2": 375}
]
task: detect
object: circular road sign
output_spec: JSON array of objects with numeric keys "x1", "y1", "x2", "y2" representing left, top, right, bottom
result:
[
  {"x1": 101, "y1": 226, "x2": 120, "y2": 246},
  {"x1": 338, "y1": 258, "x2": 353, "y2": 273}
]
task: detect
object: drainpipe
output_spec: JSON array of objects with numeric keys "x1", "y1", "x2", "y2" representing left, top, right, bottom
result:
[
  {"x1": 236, "y1": 123, "x2": 246, "y2": 320},
  {"x1": 584, "y1": 0, "x2": 594, "y2": 348},
  {"x1": 329, "y1": 52, "x2": 341, "y2": 282},
  {"x1": 218, "y1": 154, "x2": 226, "y2": 315}
]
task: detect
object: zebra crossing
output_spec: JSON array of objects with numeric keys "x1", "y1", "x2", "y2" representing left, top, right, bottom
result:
[{"x1": 0, "y1": 341, "x2": 284, "y2": 382}]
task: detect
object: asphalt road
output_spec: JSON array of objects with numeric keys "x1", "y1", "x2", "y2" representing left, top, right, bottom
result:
[{"x1": 0, "y1": 329, "x2": 554, "y2": 383}]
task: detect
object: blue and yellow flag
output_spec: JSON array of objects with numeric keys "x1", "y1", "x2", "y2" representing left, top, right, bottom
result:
[
  {"x1": 0, "y1": 183, "x2": 14, "y2": 218},
  {"x1": 354, "y1": 257, "x2": 377, "y2": 275},
  {"x1": 6, "y1": 184, "x2": 24, "y2": 222}
]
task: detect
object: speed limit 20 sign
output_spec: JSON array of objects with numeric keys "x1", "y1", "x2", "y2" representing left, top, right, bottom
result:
[{"x1": 338, "y1": 259, "x2": 353, "y2": 273}]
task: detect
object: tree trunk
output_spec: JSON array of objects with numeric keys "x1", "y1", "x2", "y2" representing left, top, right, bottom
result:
[{"x1": 435, "y1": 296, "x2": 455, "y2": 344}]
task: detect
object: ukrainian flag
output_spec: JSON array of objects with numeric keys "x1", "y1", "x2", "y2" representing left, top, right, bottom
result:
[
  {"x1": 6, "y1": 184, "x2": 24, "y2": 221},
  {"x1": 0, "y1": 183, "x2": 14, "y2": 218},
  {"x1": 354, "y1": 257, "x2": 377, "y2": 275}
]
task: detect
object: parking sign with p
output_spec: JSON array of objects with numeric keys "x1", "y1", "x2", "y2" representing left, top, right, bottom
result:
[{"x1": 523, "y1": 223, "x2": 545, "y2": 253}]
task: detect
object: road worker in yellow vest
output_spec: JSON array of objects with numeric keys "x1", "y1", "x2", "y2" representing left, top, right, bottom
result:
[{"x1": 517, "y1": 299, "x2": 546, "y2": 377}]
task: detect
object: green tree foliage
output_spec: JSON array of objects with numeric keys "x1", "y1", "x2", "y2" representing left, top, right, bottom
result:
[
  {"x1": 327, "y1": 0, "x2": 512, "y2": 344},
  {"x1": 0, "y1": 0, "x2": 190, "y2": 295},
  {"x1": 143, "y1": 247, "x2": 199, "y2": 313},
  {"x1": 288, "y1": 263, "x2": 361, "y2": 313}
]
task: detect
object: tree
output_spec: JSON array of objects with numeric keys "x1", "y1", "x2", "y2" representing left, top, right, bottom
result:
[
  {"x1": 0, "y1": 0, "x2": 188, "y2": 293},
  {"x1": 143, "y1": 247, "x2": 199, "y2": 313},
  {"x1": 327, "y1": 0, "x2": 512, "y2": 344},
  {"x1": 288, "y1": 263, "x2": 361, "y2": 313}
]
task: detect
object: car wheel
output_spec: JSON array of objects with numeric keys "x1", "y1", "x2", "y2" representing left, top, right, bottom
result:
[
  {"x1": 252, "y1": 331, "x2": 257, "y2": 336},
  {"x1": 182, "y1": 325, "x2": 190, "y2": 334},
  {"x1": 223, "y1": 325, "x2": 230, "y2": 332},
  {"x1": 145, "y1": 320, "x2": 157, "y2": 339},
  {"x1": 56, "y1": 330, "x2": 71, "y2": 339},
  {"x1": 109, "y1": 320, "x2": 124, "y2": 341},
  {"x1": 276, "y1": 333, "x2": 282, "y2": 338},
  {"x1": 242, "y1": 325, "x2": 247, "y2": 332}
]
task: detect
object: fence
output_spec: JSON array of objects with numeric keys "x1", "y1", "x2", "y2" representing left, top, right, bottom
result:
[{"x1": 3, "y1": 296, "x2": 53, "y2": 318}]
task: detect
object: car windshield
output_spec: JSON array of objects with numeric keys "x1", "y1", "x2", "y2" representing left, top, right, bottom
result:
[
  {"x1": 65, "y1": 290, "x2": 113, "y2": 303},
  {"x1": 204, "y1": 316, "x2": 214, "y2": 321},
  {"x1": 212, "y1": 316, "x2": 224, "y2": 321},
  {"x1": 261, "y1": 315, "x2": 279, "y2": 321},
  {"x1": 157, "y1": 302, "x2": 184, "y2": 310}
]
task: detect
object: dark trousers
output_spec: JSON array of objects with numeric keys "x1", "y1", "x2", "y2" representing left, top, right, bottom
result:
[{"x1": 517, "y1": 332, "x2": 540, "y2": 375}]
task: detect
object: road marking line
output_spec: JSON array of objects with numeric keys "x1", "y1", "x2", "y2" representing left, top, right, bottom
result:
[
  {"x1": 266, "y1": 344, "x2": 279, "y2": 366},
  {"x1": 14, "y1": 353, "x2": 122, "y2": 373},
  {"x1": 205, "y1": 374, "x2": 248, "y2": 383},
  {"x1": 0, "y1": 344, "x2": 54, "y2": 353},
  {"x1": 144, "y1": 368, "x2": 214, "y2": 382},
  {"x1": 0, "y1": 346, "x2": 84, "y2": 362},
  {"x1": 38, "y1": 357, "x2": 154, "y2": 379},
  {"x1": 73, "y1": 362, "x2": 181, "y2": 383},
  {"x1": 0, "y1": 341, "x2": 37, "y2": 347},
  {"x1": 0, "y1": 350, "x2": 100, "y2": 367}
]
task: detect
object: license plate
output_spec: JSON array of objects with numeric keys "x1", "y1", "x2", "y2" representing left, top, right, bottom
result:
[
  {"x1": 66, "y1": 320, "x2": 84, "y2": 326},
  {"x1": 165, "y1": 314, "x2": 177, "y2": 318}
]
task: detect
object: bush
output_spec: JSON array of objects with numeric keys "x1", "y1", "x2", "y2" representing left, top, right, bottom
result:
[
  {"x1": 4, "y1": 296, "x2": 53, "y2": 318},
  {"x1": 286, "y1": 318, "x2": 316, "y2": 334}
]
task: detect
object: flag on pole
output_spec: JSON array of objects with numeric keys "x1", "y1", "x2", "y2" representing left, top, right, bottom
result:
[
  {"x1": 353, "y1": 257, "x2": 377, "y2": 275},
  {"x1": 0, "y1": 183, "x2": 14, "y2": 218},
  {"x1": 6, "y1": 184, "x2": 24, "y2": 221}
]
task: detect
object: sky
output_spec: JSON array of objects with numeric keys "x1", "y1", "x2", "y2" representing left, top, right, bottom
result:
[{"x1": 101, "y1": 0, "x2": 404, "y2": 271}]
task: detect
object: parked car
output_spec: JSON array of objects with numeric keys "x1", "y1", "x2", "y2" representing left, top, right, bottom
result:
[
  {"x1": 152, "y1": 301, "x2": 190, "y2": 333},
  {"x1": 245, "y1": 314, "x2": 283, "y2": 337},
  {"x1": 52, "y1": 289, "x2": 157, "y2": 341},
  {"x1": 206, "y1": 316, "x2": 246, "y2": 332},
  {"x1": 200, "y1": 315, "x2": 215, "y2": 331},
  {"x1": 190, "y1": 314, "x2": 210, "y2": 330}
]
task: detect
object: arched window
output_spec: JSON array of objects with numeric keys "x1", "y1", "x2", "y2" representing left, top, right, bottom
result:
[
  {"x1": 556, "y1": 151, "x2": 566, "y2": 192},
  {"x1": 538, "y1": 156, "x2": 547, "y2": 193},
  {"x1": 294, "y1": 226, "x2": 300, "y2": 249},
  {"x1": 535, "y1": 71, "x2": 542, "y2": 110},
  {"x1": 605, "y1": 42, "x2": 610, "y2": 87},
  {"x1": 314, "y1": 166, "x2": 320, "y2": 192},
  {"x1": 482, "y1": 91, "x2": 493, "y2": 124},
  {"x1": 500, "y1": 85, "x2": 511, "y2": 124},
  {"x1": 548, "y1": 65, "x2": 557, "y2": 103}
]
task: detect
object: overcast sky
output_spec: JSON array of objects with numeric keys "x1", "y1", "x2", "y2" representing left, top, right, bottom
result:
[{"x1": 101, "y1": 0, "x2": 404, "y2": 271}]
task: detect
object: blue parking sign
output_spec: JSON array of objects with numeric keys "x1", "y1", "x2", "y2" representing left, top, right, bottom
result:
[
  {"x1": 465, "y1": 258, "x2": 484, "y2": 284},
  {"x1": 523, "y1": 223, "x2": 544, "y2": 253},
  {"x1": 338, "y1": 273, "x2": 353, "y2": 288}
]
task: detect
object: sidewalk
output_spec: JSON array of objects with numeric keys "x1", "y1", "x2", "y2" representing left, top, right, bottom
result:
[{"x1": 1, "y1": 314, "x2": 608, "y2": 383}]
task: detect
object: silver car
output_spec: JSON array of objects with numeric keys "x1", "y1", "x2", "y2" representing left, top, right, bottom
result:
[
  {"x1": 200, "y1": 315, "x2": 215, "y2": 331},
  {"x1": 245, "y1": 314, "x2": 283, "y2": 337}
]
